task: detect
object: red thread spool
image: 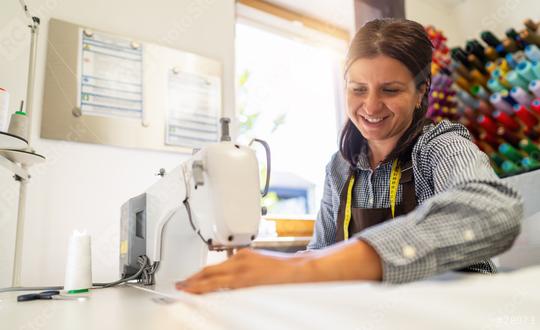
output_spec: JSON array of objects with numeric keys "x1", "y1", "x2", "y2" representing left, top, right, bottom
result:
[
  {"x1": 496, "y1": 127, "x2": 521, "y2": 147},
  {"x1": 477, "y1": 100, "x2": 493, "y2": 116},
  {"x1": 463, "y1": 106, "x2": 477, "y2": 121},
  {"x1": 480, "y1": 131, "x2": 501, "y2": 148},
  {"x1": 530, "y1": 98, "x2": 540, "y2": 115},
  {"x1": 477, "y1": 115, "x2": 499, "y2": 134},
  {"x1": 493, "y1": 110, "x2": 520, "y2": 131},
  {"x1": 514, "y1": 104, "x2": 538, "y2": 129}
]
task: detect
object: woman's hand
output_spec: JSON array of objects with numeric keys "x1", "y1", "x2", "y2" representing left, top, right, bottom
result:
[{"x1": 176, "y1": 239, "x2": 382, "y2": 294}]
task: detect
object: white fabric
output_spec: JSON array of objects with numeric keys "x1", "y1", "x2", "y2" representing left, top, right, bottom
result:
[{"x1": 167, "y1": 266, "x2": 540, "y2": 330}]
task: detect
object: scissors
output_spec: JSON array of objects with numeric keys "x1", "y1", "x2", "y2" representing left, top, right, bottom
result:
[{"x1": 17, "y1": 290, "x2": 86, "y2": 302}]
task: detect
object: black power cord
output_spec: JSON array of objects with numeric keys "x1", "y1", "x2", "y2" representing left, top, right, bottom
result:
[{"x1": 0, "y1": 255, "x2": 153, "y2": 293}]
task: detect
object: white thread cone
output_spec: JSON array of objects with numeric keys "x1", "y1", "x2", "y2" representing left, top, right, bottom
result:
[{"x1": 64, "y1": 230, "x2": 92, "y2": 292}]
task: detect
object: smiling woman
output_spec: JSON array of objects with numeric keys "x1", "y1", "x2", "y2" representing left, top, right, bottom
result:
[{"x1": 176, "y1": 18, "x2": 523, "y2": 294}]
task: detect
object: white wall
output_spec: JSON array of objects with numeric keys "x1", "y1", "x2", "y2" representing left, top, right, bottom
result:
[
  {"x1": 0, "y1": 0, "x2": 235, "y2": 286},
  {"x1": 407, "y1": 0, "x2": 540, "y2": 47},
  {"x1": 406, "y1": 0, "x2": 463, "y2": 47}
]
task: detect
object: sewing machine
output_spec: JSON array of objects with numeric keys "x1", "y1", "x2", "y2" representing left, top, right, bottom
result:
[{"x1": 119, "y1": 118, "x2": 270, "y2": 291}]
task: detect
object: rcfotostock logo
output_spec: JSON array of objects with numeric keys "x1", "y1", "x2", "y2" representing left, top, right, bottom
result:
[
  {"x1": 0, "y1": 17, "x2": 28, "y2": 62},
  {"x1": 0, "y1": 0, "x2": 60, "y2": 61},
  {"x1": 481, "y1": 0, "x2": 521, "y2": 30}
]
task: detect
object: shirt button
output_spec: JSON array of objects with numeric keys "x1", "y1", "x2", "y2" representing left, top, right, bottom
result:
[
  {"x1": 463, "y1": 229, "x2": 475, "y2": 241},
  {"x1": 402, "y1": 245, "x2": 416, "y2": 258}
]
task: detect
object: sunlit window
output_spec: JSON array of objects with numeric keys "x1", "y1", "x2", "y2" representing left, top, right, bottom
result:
[{"x1": 235, "y1": 12, "x2": 347, "y2": 217}]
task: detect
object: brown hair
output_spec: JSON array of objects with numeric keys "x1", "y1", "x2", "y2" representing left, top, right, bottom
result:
[{"x1": 340, "y1": 18, "x2": 433, "y2": 166}]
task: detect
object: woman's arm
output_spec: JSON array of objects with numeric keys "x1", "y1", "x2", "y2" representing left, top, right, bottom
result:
[
  {"x1": 354, "y1": 123, "x2": 523, "y2": 283},
  {"x1": 176, "y1": 239, "x2": 382, "y2": 294}
]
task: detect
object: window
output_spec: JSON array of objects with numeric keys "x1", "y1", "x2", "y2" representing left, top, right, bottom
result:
[{"x1": 236, "y1": 3, "x2": 349, "y2": 216}]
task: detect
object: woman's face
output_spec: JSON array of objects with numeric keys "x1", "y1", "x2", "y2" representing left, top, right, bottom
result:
[{"x1": 345, "y1": 55, "x2": 425, "y2": 145}]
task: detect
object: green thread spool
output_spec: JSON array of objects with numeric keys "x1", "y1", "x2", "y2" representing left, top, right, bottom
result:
[
  {"x1": 519, "y1": 138, "x2": 540, "y2": 159},
  {"x1": 507, "y1": 70, "x2": 530, "y2": 89},
  {"x1": 471, "y1": 84, "x2": 489, "y2": 99},
  {"x1": 499, "y1": 143, "x2": 524, "y2": 163},
  {"x1": 501, "y1": 160, "x2": 522, "y2": 174},
  {"x1": 490, "y1": 152, "x2": 506, "y2": 167},
  {"x1": 532, "y1": 61, "x2": 540, "y2": 80},
  {"x1": 521, "y1": 157, "x2": 540, "y2": 170},
  {"x1": 517, "y1": 61, "x2": 536, "y2": 81},
  {"x1": 488, "y1": 78, "x2": 505, "y2": 92}
]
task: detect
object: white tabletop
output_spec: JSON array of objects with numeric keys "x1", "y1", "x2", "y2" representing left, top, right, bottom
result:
[{"x1": 1, "y1": 266, "x2": 539, "y2": 330}]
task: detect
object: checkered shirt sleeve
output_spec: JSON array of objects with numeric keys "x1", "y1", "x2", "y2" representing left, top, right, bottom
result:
[{"x1": 307, "y1": 120, "x2": 522, "y2": 283}]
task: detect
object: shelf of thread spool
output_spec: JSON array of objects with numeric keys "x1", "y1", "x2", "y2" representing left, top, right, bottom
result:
[{"x1": 426, "y1": 19, "x2": 540, "y2": 178}]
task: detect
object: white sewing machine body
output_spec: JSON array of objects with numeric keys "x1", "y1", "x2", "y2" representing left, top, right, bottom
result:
[{"x1": 120, "y1": 132, "x2": 268, "y2": 292}]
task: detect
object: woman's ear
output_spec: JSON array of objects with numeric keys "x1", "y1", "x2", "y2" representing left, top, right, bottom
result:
[{"x1": 417, "y1": 83, "x2": 428, "y2": 107}]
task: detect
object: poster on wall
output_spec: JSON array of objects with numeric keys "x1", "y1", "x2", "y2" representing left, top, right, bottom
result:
[
  {"x1": 78, "y1": 28, "x2": 144, "y2": 119},
  {"x1": 165, "y1": 69, "x2": 221, "y2": 148}
]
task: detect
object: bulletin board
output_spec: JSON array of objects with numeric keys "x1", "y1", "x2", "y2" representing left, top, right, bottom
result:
[{"x1": 41, "y1": 18, "x2": 222, "y2": 152}]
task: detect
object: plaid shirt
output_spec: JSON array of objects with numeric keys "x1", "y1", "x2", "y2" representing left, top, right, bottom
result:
[{"x1": 308, "y1": 120, "x2": 523, "y2": 283}]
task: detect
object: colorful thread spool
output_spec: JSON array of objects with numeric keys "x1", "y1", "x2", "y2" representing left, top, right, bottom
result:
[
  {"x1": 485, "y1": 61, "x2": 498, "y2": 73},
  {"x1": 525, "y1": 44, "x2": 540, "y2": 62},
  {"x1": 457, "y1": 89, "x2": 480, "y2": 108},
  {"x1": 507, "y1": 70, "x2": 531, "y2": 89},
  {"x1": 499, "y1": 143, "x2": 524, "y2": 163},
  {"x1": 531, "y1": 61, "x2": 540, "y2": 79},
  {"x1": 493, "y1": 110, "x2": 520, "y2": 131},
  {"x1": 510, "y1": 86, "x2": 533, "y2": 105},
  {"x1": 517, "y1": 61, "x2": 537, "y2": 81},
  {"x1": 478, "y1": 115, "x2": 499, "y2": 134},
  {"x1": 471, "y1": 84, "x2": 490, "y2": 100},
  {"x1": 501, "y1": 160, "x2": 522, "y2": 174},
  {"x1": 490, "y1": 152, "x2": 505, "y2": 167},
  {"x1": 521, "y1": 157, "x2": 540, "y2": 170},
  {"x1": 490, "y1": 92, "x2": 514, "y2": 114},
  {"x1": 519, "y1": 138, "x2": 540, "y2": 158},
  {"x1": 530, "y1": 98, "x2": 540, "y2": 114},
  {"x1": 500, "y1": 89, "x2": 518, "y2": 106},
  {"x1": 497, "y1": 126, "x2": 521, "y2": 147},
  {"x1": 505, "y1": 53, "x2": 518, "y2": 68},
  {"x1": 514, "y1": 104, "x2": 538, "y2": 128},
  {"x1": 529, "y1": 80, "x2": 540, "y2": 97},
  {"x1": 480, "y1": 131, "x2": 501, "y2": 148},
  {"x1": 488, "y1": 78, "x2": 506, "y2": 92}
]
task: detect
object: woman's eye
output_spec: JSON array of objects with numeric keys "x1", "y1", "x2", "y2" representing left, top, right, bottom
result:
[
  {"x1": 383, "y1": 88, "x2": 399, "y2": 93},
  {"x1": 353, "y1": 88, "x2": 367, "y2": 94}
]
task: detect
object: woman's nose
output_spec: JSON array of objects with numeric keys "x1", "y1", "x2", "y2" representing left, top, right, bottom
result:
[{"x1": 364, "y1": 93, "x2": 383, "y2": 115}]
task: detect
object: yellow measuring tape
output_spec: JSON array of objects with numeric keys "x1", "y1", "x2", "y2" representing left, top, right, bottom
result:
[{"x1": 343, "y1": 159, "x2": 401, "y2": 240}]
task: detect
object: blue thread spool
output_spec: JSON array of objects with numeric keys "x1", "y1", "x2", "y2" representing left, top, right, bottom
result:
[
  {"x1": 506, "y1": 53, "x2": 518, "y2": 68},
  {"x1": 525, "y1": 44, "x2": 540, "y2": 62},
  {"x1": 500, "y1": 89, "x2": 519, "y2": 106}
]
